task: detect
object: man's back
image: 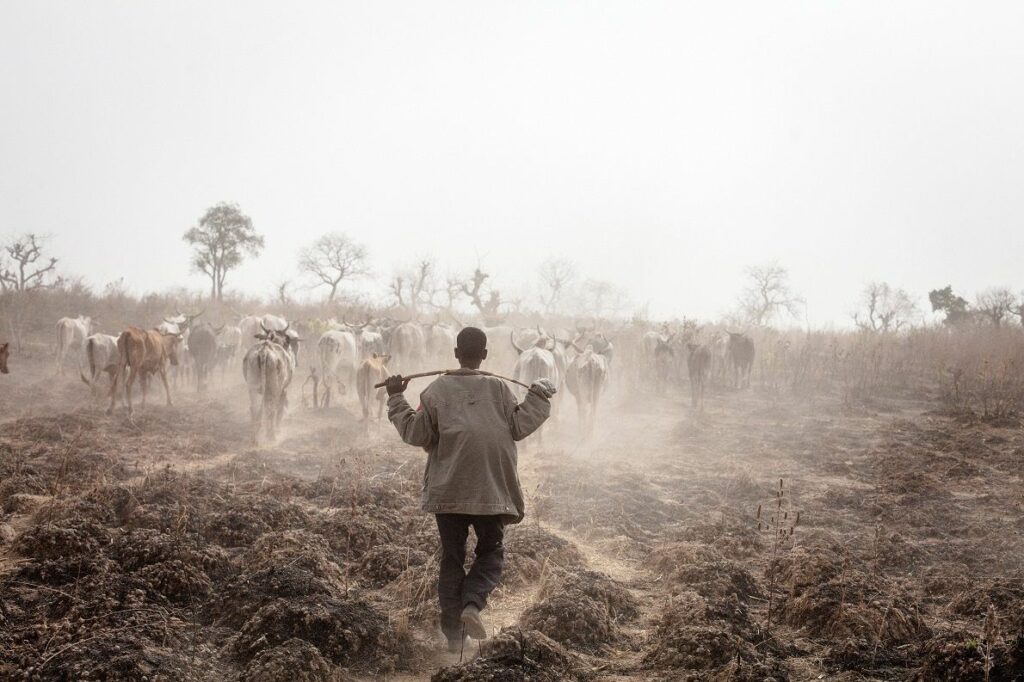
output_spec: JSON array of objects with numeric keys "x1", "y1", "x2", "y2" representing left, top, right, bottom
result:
[{"x1": 388, "y1": 370, "x2": 550, "y2": 523}]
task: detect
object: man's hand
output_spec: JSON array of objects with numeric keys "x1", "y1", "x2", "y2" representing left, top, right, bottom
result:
[
  {"x1": 531, "y1": 379, "x2": 557, "y2": 399},
  {"x1": 385, "y1": 375, "x2": 410, "y2": 396}
]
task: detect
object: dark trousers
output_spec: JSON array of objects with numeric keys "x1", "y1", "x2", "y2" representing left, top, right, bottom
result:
[{"x1": 435, "y1": 513, "x2": 505, "y2": 641}]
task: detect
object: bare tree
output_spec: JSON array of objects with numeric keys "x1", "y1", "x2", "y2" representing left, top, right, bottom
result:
[
  {"x1": 538, "y1": 257, "x2": 577, "y2": 314},
  {"x1": 738, "y1": 263, "x2": 804, "y2": 327},
  {"x1": 975, "y1": 287, "x2": 1018, "y2": 328},
  {"x1": 853, "y1": 282, "x2": 918, "y2": 333},
  {"x1": 298, "y1": 232, "x2": 369, "y2": 302},
  {"x1": 390, "y1": 259, "x2": 438, "y2": 316},
  {"x1": 0, "y1": 234, "x2": 62, "y2": 293},
  {"x1": 461, "y1": 267, "x2": 505, "y2": 323},
  {"x1": 184, "y1": 202, "x2": 264, "y2": 301},
  {"x1": 577, "y1": 278, "x2": 630, "y2": 319},
  {"x1": 0, "y1": 234, "x2": 64, "y2": 349},
  {"x1": 274, "y1": 279, "x2": 292, "y2": 307}
]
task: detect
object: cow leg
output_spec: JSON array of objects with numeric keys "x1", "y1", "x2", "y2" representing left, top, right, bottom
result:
[
  {"x1": 263, "y1": 393, "x2": 276, "y2": 442},
  {"x1": 107, "y1": 367, "x2": 122, "y2": 415},
  {"x1": 159, "y1": 366, "x2": 174, "y2": 406},
  {"x1": 249, "y1": 388, "x2": 261, "y2": 444},
  {"x1": 124, "y1": 367, "x2": 137, "y2": 417},
  {"x1": 577, "y1": 399, "x2": 586, "y2": 439},
  {"x1": 274, "y1": 394, "x2": 287, "y2": 440}
]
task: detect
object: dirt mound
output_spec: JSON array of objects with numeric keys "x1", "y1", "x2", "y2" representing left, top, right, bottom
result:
[
  {"x1": 242, "y1": 637, "x2": 345, "y2": 682},
  {"x1": 949, "y1": 577, "x2": 1024, "y2": 629},
  {"x1": 13, "y1": 517, "x2": 112, "y2": 583},
  {"x1": 202, "y1": 498, "x2": 310, "y2": 548},
  {"x1": 355, "y1": 544, "x2": 430, "y2": 588},
  {"x1": 387, "y1": 554, "x2": 442, "y2": 624},
  {"x1": 519, "y1": 591, "x2": 616, "y2": 651},
  {"x1": 432, "y1": 628, "x2": 588, "y2": 682},
  {"x1": 775, "y1": 544, "x2": 928, "y2": 668},
  {"x1": 213, "y1": 563, "x2": 341, "y2": 628},
  {"x1": 110, "y1": 528, "x2": 232, "y2": 579},
  {"x1": 232, "y1": 595, "x2": 399, "y2": 671},
  {"x1": 669, "y1": 512, "x2": 763, "y2": 560},
  {"x1": 136, "y1": 558, "x2": 213, "y2": 604},
  {"x1": 316, "y1": 507, "x2": 403, "y2": 560},
  {"x1": 538, "y1": 567, "x2": 639, "y2": 621},
  {"x1": 501, "y1": 524, "x2": 585, "y2": 587},
  {"x1": 643, "y1": 623, "x2": 744, "y2": 670},
  {"x1": 646, "y1": 542, "x2": 761, "y2": 602},
  {"x1": 642, "y1": 588, "x2": 763, "y2": 673},
  {"x1": 912, "y1": 629, "x2": 1024, "y2": 681}
]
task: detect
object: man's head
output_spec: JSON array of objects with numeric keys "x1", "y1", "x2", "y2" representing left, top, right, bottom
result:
[{"x1": 455, "y1": 327, "x2": 488, "y2": 368}]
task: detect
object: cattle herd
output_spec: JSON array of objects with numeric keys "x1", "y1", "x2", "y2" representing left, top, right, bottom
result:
[{"x1": 49, "y1": 311, "x2": 759, "y2": 442}]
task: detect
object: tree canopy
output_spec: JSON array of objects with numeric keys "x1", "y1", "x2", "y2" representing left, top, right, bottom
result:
[{"x1": 183, "y1": 203, "x2": 263, "y2": 301}]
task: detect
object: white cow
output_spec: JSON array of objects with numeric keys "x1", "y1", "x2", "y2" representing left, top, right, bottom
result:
[
  {"x1": 242, "y1": 326, "x2": 297, "y2": 444},
  {"x1": 55, "y1": 316, "x2": 93, "y2": 375},
  {"x1": 239, "y1": 313, "x2": 286, "y2": 341},
  {"x1": 423, "y1": 323, "x2": 457, "y2": 365},
  {"x1": 216, "y1": 325, "x2": 243, "y2": 374},
  {"x1": 511, "y1": 330, "x2": 559, "y2": 443},
  {"x1": 385, "y1": 322, "x2": 425, "y2": 374},
  {"x1": 79, "y1": 333, "x2": 119, "y2": 396},
  {"x1": 341, "y1": 319, "x2": 386, "y2": 358},
  {"x1": 316, "y1": 329, "x2": 359, "y2": 407},
  {"x1": 565, "y1": 343, "x2": 609, "y2": 439}
]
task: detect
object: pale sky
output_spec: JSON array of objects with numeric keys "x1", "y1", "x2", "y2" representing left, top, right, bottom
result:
[{"x1": 2, "y1": 2, "x2": 1023, "y2": 325}]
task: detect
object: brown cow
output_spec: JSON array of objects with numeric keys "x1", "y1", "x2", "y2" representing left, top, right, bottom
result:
[
  {"x1": 727, "y1": 332, "x2": 755, "y2": 389},
  {"x1": 107, "y1": 327, "x2": 182, "y2": 417},
  {"x1": 686, "y1": 343, "x2": 711, "y2": 411},
  {"x1": 0, "y1": 342, "x2": 9, "y2": 374},
  {"x1": 356, "y1": 353, "x2": 392, "y2": 422}
]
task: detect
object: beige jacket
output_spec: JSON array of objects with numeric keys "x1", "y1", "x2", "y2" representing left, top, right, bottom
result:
[{"x1": 387, "y1": 371, "x2": 550, "y2": 524}]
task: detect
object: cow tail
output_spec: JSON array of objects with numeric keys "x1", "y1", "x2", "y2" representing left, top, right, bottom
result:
[
  {"x1": 80, "y1": 338, "x2": 95, "y2": 386},
  {"x1": 117, "y1": 335, "x2": 130, "y2": 390},
  {"x1": 259, "y1": 350, "x2": 268, "y2": 396}
]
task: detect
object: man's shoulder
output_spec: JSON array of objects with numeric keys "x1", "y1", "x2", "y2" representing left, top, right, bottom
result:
[{"x1": 430, "y1": 373, "x2": 507, "y2": 396}]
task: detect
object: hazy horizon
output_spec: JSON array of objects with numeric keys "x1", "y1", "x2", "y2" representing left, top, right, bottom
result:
[{"x1": 2, "y1": 2, "x2": 1023, "y2": 326}]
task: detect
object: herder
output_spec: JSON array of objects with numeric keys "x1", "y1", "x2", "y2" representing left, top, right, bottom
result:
[{"x1": 385, "y1": 326, "x2": 556, "y2": 652}]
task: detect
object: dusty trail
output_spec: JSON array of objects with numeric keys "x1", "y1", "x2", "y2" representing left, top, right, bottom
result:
[{"x1": 5, "y1": 354, "x2": 1024, "y2": 679}]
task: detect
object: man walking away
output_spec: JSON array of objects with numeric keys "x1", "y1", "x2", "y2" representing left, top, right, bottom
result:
[{"x1": 385, "y1": 326, "x2": 555, "y2": 652}]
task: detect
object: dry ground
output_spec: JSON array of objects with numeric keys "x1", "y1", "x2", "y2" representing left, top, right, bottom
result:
[{"x1": 1, "y1": 349, "x2": 1023, "y2": 681}]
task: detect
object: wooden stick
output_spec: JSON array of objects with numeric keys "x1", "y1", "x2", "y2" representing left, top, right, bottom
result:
[{"x1": 374, "y1": 369, "x2": 547, "y2": 398}]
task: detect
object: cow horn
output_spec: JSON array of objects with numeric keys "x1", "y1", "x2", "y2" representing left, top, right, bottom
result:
[
  {"x1": 260, "y1": 321, "x2": 270, "y2": 333},
  {"x1": 283, "y1": 322, "x2": 290, "y2": 333},
  {"x1": 214, "y1": 324, "x2": 225, "y2": 334},
  {"x1": 510, "y1": 331, "x2": 525, "y2": 355},
  {"x1": 163, "y1": 317, "x2": 175, "y2": 325},
  {"x1": 571, "y1": 341, "x2": 584, "y2": 354}
]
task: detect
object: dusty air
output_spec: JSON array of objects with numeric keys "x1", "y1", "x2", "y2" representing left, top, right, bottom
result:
[{"x1": 1, "y1": 3, "x2": 1022, "y2": 681}]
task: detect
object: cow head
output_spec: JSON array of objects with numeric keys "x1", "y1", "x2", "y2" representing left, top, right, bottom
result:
[
  {"x1": 655, "y1": 336, "x2": 675, "y2": 355},
  {"x1": 259, "y1": 322, "x2": 302, "y2": 355},
  {"x1": 161, "y1": 332, "x2": 183, "y2": 366},
  {"x1": 0, "y1": 342, "x2": 9, "y2": 374}
]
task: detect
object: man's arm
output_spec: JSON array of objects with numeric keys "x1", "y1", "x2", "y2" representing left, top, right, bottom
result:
[
  {"x1": 386, "y1": 376, "x2": 438, "y2": 448},
  {"x1": 502, "y1": 382, "x2": 552, "y2": 441}
]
